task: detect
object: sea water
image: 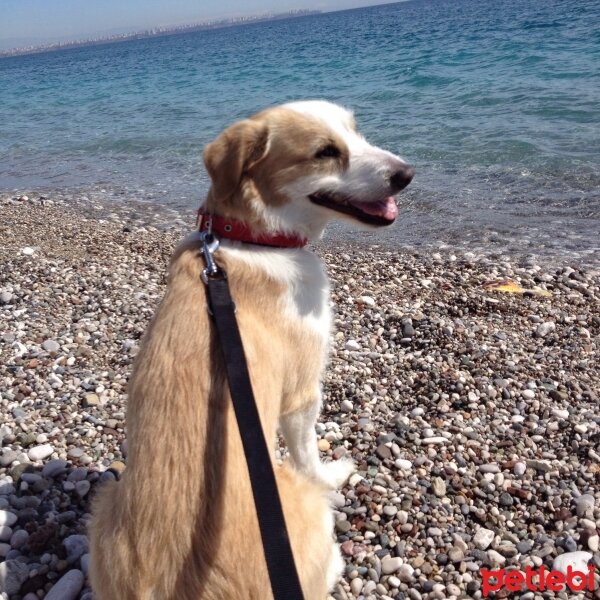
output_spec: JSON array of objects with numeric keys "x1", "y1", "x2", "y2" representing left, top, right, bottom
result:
[{"x1": 1, "y1": 0, "x2": 599, "y2": 258}]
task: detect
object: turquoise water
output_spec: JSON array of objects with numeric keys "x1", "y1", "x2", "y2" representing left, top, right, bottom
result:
[{"x1": 1, "y1": 0, "x2": 599, "y2": 258}]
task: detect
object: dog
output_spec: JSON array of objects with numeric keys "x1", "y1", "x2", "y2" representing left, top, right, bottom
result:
[{"x1": 89, "y1": 100, "x2": 414, "y2": 600}]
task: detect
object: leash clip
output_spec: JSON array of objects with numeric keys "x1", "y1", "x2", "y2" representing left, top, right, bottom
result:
[{"x1": 200, "y1": 231, "x2": 223, "y2": 284}]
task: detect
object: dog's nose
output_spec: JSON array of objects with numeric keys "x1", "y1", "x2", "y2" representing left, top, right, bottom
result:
[{"x1": 390, "y1": 165, "x2": 415, "y2": 193}]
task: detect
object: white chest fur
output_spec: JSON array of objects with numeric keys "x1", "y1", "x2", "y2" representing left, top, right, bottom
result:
[{"x1": 219, "y1": 243, "x2": 332, "y2": 344}]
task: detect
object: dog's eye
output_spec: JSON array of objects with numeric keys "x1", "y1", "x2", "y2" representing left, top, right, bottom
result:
[{"x1": 315, "y1": 145, "x2": 341, "y2": 159}]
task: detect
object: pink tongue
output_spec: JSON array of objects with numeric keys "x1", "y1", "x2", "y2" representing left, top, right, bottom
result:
[{"x1": 351, "y1": 197, "x2": 398, "y2": 221}]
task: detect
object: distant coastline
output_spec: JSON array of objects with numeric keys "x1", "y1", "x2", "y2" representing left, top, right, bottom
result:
[{"x1": 0, "y1": 9, "x2": 321, "y2": 58}]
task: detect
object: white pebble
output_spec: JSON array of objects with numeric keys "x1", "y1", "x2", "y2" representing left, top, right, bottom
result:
[
  {"x1": 350, "y1": 578, "x2": 363, "y2": 595},
  {"x1": 395, "y1": 459, "x2": 413, "y2": 470},
  {"x1": 0, "y1": 510, "x2": 17, "y2": 528},
  {"x1": 348, "y1": 473, "x2": 363, "y2": 487},
  {"x1": 398, "y1": 563, "x2": 414, "y2": 582},
  {"x1": 421, "y1": 437, "x2": 448, "y2": 445},
  {"x1": 340, "y1": 400, "x2": 353, "y2": 413},
  {"x1": 576, "y1": 494, "x2": 595, "y2": 518},
  {"x1": 345, "y1": 339, "x2": 361, "y2": 352},
  {"x1": 536, "y1": 321, "x2": 555, "y2": 337},
  {"x1": 27, "y1": 444, "x2": 54, "y2": 461},
  {"x1": 381, "y1": 556, "x2": 403, "y2": 574},
  {"x1": 487, "y1": 549, "x2": 506, "y2": 566},
  {"x1": 552, "y1": 551, "x2": 592, "y2": 575},
  {"x1": 473, "y1": 527, "x2": 495, "y2": 550},
  {"x1": 514, "y1": 462, "x2": 526, "y2": 476},
  {"x1": 49, "y1": 373, "x2": 63, "y2": 388}
]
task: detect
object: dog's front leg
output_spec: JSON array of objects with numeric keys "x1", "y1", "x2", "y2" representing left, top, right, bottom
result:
[{"x1": 280, "y1": 398, "x2": 354, "y2": 489}]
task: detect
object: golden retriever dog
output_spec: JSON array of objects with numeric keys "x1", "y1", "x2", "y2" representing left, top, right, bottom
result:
[{"x1": 89, "y1": 100, "x2": 414, "y2": 600}]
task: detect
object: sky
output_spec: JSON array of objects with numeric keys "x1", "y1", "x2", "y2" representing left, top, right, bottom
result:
[{"x1": 1, "y1": 0, "x2": 396, "y2": 50}]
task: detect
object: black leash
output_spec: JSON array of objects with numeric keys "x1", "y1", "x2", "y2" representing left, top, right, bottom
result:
[{"x1": 199, "y1": 231, "x2": 305, "y2": 600}]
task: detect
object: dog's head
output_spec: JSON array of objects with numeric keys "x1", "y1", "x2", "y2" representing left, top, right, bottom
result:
[{"x1": 203, "y1": 100, "x2": 414, "y2": 239}]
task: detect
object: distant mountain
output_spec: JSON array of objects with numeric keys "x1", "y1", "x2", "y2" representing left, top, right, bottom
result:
[{"x1": 0, "y1": 9, "x2": 321, "y2": 58}]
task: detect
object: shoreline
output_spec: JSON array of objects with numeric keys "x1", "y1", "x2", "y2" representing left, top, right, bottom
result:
[
  {"x1": 1, "y1": 193, "x2": 599, "y2": 599},
  {"x1": 2, "y1": 189, "x2": 599, "y2": 269}
]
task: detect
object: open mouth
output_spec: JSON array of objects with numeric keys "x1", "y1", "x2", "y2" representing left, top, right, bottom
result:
[{"x1": 308, "y1": 192, "x2": 399, "y2": 226}]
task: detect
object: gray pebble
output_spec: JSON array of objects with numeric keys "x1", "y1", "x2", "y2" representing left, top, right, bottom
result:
[
  {"x1": 63, "y1": 534, "x2": 89, "y2": 563},
  {"x1": 479, "y1": 463, "x2": 500, "y2": 474},
  {"x1": 41, "y1": 339, "x2": 61, "y2": 353},
  {"x1": 0, "y1": 452, "x2": 18, "y2": 468},
  {"x1": 0, "y1": 527, "x2": 11, "y2": 543},
  {"x1": 42, "y1": 459, "x2": 69, "y2": 479},
  {"x1": 44, "y1": 569, "x2": 84, "y2": 600},
  {"x1": 9, "y1": 530, "x2": 28, "y2": 549},
  {"x1": 0, "y1": 559, "x2": 29, "y2": 595}
]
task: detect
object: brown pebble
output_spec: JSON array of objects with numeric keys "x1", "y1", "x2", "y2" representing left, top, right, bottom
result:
[{"x1": 341, "y1": 540, "x2": 354, "y2": 556}]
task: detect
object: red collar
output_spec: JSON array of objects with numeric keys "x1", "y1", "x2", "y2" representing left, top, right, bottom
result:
[{"x1": 197, "y1": 210, "x2": 308, "y2": 249}]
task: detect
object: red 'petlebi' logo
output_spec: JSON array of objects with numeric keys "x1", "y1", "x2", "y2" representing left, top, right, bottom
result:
[{"x1": 482, "y1": 565, "x2": 595, "y2": 596}]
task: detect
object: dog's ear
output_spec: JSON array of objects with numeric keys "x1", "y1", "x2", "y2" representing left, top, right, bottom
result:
[{"x1": 203, "y1": 119, "x2": 270, "y2": 202}]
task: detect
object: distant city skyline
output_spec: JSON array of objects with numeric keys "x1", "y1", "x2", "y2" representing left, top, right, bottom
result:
[{"x1": 0, "y1": 0, "x2": 399, "y2": 51}]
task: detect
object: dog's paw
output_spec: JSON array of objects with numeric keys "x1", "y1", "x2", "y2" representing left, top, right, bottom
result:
[{"x1": 315, "y1": 458, "x2": 355, "y2": 489}]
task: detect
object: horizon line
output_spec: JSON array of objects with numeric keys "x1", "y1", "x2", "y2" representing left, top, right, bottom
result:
[{"x1": 0, "y1": 1, "x2": 409, "y2": 58}]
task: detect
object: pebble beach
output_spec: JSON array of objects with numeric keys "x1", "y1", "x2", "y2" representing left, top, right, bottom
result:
[{"x1": 1, "y1": 193, "x2": 599, "y2": 600}]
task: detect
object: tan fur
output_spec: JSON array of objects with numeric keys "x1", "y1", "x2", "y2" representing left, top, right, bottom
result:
[
  {"x1": 91, "y1": 106, "x2": 342, "y2": 600},
  {"x1": 90, "y1": 242, "x2": 335, "y2": 599},
  {"x1": 203, "y1": 108, "x2": 349, "y2": 232},
  {"x1": 89, "y1": 102, "x2": 405, "y2": 600}
]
